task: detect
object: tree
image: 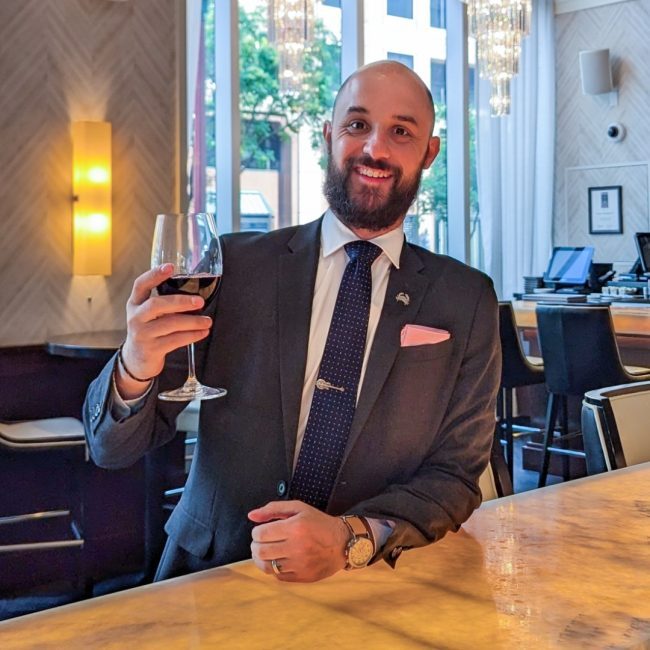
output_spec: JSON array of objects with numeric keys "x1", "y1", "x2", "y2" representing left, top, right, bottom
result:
[
  {"x1": 417, "y1": 104, "x2": 479, "y2": 253},
  {"x1": 202, "y1": 2, "x2": 341, "y2": 171}
]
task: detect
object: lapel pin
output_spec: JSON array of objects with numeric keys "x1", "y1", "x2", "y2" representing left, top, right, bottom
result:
[{"x1": 395, "y1": 292, "x2": 410, "y2": 306}]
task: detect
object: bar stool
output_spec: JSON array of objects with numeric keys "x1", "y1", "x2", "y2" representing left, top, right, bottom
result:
[
  {"x1": 536, "y1": 305, "x2": 650, "y2": 487},
  {"x1": 497, "y1": 302, "x2": 545, "y2": 483},
  {"x1": 0, "y1": 417, "x2": 87, "y2": 615}
]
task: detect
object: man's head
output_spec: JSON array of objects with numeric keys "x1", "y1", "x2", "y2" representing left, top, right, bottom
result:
[{"x1": 323, "y1": 60, "x2": 440, "y2": 237}]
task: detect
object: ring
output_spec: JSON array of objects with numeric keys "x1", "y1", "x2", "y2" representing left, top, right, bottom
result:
[{"x1": 271, "y1": 559, "x2": 283, "y2": 576}]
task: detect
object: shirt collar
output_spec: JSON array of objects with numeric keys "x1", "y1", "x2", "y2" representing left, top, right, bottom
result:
[{"x1": 321, "y1": 209, "x2": 404, "y2": 269}]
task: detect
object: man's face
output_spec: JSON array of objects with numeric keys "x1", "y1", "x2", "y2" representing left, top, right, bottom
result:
[{"x1": 323, "y1": 65, "x2": 440, "y2": 233}]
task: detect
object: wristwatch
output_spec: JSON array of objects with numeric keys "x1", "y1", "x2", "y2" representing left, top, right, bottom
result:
[{"x1": 340, "y1": 515, "x2": 375, "y2": 570}]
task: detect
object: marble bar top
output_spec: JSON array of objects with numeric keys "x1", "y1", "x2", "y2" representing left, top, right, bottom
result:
[{"x1": 2, "y1": 464, "x2": 650, "y2": 649}]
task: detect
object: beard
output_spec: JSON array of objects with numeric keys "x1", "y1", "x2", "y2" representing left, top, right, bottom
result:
[{"x1": 323, "y1": 151, "x2": 424, "y2": 232}]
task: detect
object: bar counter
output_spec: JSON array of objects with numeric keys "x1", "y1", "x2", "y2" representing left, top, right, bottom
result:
[
  {"x1": 2, "y1": 463, "x2": 650, "y2": 649},
  {"x1": 513, "y1": 299, "x2": 650, "y2": 337}
]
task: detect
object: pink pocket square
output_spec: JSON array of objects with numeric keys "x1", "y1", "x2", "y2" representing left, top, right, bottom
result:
[{"x1": 400, "y1": 324, "x2": 451, "y2": 347}]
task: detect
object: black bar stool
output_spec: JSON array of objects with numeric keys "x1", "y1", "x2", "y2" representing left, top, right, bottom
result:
[
  {"x1": 497, "y1": 302, "x2": 545, "y2": 484},
  {"x1": 535, "y1": 305, "x2": 650, "y2": 487}
]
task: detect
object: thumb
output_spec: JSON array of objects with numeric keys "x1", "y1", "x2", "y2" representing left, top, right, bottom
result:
[{"x1": 247, "y1": 499, "x2": 308, "y2": 523}]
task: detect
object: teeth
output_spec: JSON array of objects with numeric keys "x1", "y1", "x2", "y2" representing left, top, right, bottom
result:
[{"x1": 357, "y1": 166, "x2": 391, "y2": 179}]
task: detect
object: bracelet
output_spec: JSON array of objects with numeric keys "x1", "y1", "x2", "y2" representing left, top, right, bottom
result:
[{"x1": 117, "y1": 344, "x2": 156, "y2": 383}]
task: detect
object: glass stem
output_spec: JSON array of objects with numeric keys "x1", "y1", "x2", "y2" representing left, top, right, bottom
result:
[{"x1": 186, "y1": 343, "x2": 198, "y2": 382}]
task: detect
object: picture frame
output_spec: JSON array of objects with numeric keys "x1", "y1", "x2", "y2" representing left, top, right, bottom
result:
[{"x1": 588, "y1": 185, "x2": 623, "y2": 234}]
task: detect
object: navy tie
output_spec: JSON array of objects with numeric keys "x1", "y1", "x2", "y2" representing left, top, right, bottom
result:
[{"x1": 290, "y1": 240, "x2": 382, "y2": 510}]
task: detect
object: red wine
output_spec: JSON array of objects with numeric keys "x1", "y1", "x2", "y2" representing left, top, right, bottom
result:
[{"x1": 157, "y1": 274, "x2": 220, "y2": 305}]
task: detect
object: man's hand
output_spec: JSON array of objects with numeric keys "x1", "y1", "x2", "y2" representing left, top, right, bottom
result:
[
  {"x1": 248, "y1": 501, "x2": 350, "y2": 582},
  {"x1": 116, "y1": 264, "x2": 213, "y2": 399}
]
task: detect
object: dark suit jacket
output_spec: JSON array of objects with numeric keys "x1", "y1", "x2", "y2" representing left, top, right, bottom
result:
[{"x1": 84, "y1": 218, "x2": 500, "y2": 579}]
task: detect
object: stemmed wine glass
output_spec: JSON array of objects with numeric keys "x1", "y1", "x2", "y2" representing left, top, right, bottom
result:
[{"x1": 151, "y1": 212, "x2": 226, "y2": 401}]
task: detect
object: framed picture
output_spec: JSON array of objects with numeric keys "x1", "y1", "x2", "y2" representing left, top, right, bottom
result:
[{"x1": 588, "y1": 185, "x2": 623, "y2": 234}]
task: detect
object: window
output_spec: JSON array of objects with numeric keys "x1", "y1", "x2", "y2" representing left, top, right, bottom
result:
[
  {"x1": 387, "y1": 0, "x2": 413, "y2": 19},
  {"x1": 387, "y1": 52, "x2": 414, "y2": 69},
  {"x1": 430, "y1": 0, "x2": 445, "y2": 28},
  {"x1": 430, "y1": 60, "x2": 446, "y2": 106},
  {"x1": 192, "y1": 0, "x2": 480, "y2": 271},
  {"x1": 193, "y1": 0, "x2": 341, "y2": 231}
]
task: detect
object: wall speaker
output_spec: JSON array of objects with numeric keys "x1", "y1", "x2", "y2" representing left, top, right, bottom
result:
[{"x1": 579, "y1": 49, "x2": 613, "y2": 95}]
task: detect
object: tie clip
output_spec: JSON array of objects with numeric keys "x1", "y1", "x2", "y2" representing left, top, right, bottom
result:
[{"x1": 316, "y1": 378, "x2": 345, "y2": 393}]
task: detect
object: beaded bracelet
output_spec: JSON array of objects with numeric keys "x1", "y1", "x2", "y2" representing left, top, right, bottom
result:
[{"x1": 117, "y1": 344, "x2": 156, "y2": 383}]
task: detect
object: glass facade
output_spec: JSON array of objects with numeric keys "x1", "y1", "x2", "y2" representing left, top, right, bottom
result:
[{"x1": 191, "y1": 0, "x2": 480, "y2": 269}]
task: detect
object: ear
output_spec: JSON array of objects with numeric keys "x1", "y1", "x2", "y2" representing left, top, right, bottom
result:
[
  {"x1": 323, "y1": 120, "x2": 332, "y2": 147},
  {"x1": 422, "y1": 136, "x2": 441, "y2": 169}
]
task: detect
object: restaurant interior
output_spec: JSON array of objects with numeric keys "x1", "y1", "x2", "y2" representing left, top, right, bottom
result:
[{"x1": 1, "y1": 0, "x2": 650, "y2": 647}]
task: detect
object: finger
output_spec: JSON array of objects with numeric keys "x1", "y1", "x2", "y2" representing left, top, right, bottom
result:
[
  {"x1": 136, "y1": 294, "x2": 205, "y2": 324},
  {"x1": 146, "y1": 328, "x2": 213, "y2": 357},
  {"x1": 130, "y1": 264, "x2": 175, "y2": 306},
  {"x1": 250, "y1": 540, "x2": 290, "y2": 562},
  {"x1": 251, "y1": 521, "x2": 290, "y2": 544},
  {"x1": 138, "y1": 313, "x2": 213, "y2": 339},
  {"x1": 248, "y1": 500, "x2": 307, "y2": 523}
]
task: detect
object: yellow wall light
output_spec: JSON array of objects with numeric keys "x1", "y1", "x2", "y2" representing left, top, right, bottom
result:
[{"x1": 72, "y1": 121, "x2": 112, "y2": 275}]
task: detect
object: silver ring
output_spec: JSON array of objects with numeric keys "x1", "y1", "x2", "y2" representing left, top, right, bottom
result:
[{"x1": 271, "y1": 559, "x2": 282, "y2": 576}]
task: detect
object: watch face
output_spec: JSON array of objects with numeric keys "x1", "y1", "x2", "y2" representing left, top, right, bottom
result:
[{"x1": 348, "y1": 537, "x2": 374, "y2": 568}]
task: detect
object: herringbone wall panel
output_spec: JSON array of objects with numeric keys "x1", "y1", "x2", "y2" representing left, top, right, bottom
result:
[
  {"x1": 0, "y1": 0, "x2": 179, "y2": 345},
  {"x1": 555, "y1": 0, "x2": 650, "y2": 263}
]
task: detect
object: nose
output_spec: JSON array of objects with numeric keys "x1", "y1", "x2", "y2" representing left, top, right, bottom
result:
[{"x1": 362, "y1": 129, "x2": 390, "y2": 161}]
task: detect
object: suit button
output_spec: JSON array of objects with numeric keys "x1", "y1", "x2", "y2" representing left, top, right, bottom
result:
[{"x1": 276, "y1": 480, "x2": 287, "y2": 497}]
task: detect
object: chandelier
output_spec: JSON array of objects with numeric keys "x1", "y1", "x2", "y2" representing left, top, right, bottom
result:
[
  {"x1": 467, "y1": 0, "x2": 532, "y2": 116},
  {"x1": 269, "y1": 0, "x2": 316, "y2": 95}
]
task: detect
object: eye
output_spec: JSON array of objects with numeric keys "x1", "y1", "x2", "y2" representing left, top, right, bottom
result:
[
  {"x1": 394, "y1": 125, "x2": 411, "y2": 137},
  {"x1": 347, "y1": 120, "x2": 367, "y2": 131}
]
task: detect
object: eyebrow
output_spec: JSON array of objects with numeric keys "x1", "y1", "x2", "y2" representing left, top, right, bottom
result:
[{"x1": 345, "y1": 105, "x2": 419, "y2": 126}]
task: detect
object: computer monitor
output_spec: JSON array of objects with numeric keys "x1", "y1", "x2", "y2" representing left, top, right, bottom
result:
[
  {"x1": 543, "y1": 246, "x2": 595, "y2": 286},
  {"x1": 634, "y1": 232, "x2": 650, "y2": 273}
]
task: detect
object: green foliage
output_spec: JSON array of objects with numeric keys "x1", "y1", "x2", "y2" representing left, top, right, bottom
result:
[{"x1": 203, "y1": 3, "x2": 340, "y2": 171}]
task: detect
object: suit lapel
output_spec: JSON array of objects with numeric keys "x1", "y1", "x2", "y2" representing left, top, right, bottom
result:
[
  {"x1": 343, "y1": 243, "x2": 433, "y2": 460},
  {"x1": 278, "y1": 219, "x2": 321, "y2": 471}
]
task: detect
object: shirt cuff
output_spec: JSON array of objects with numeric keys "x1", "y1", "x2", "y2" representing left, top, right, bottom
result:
[
  {"x1": 110, "y1": 368, "x2": 152, "y2": 420},
  {"x1": 366, "y1": 517, "x2": 395, "y2": 552}
]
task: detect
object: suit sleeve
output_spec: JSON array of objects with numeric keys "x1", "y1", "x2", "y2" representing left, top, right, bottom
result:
[
  {"x1": 349, "y1": 279, "x2": 500, "y2": 566},
  {"x1": 83, "y1": 350, "x2": 189, "y2": 469}
]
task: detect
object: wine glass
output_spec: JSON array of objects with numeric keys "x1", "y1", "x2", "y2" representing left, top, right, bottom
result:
[{"x1": 151, "y1": 212, "x2": 227, "y2": 401}]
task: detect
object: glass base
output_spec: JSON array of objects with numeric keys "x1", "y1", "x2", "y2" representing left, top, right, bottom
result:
[{"x1": 158, "y1": 379, "x2": 227, "y2": 402}]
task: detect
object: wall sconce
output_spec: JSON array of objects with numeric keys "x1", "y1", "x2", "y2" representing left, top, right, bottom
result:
[
  {"x1": 71, "y1": 121, "x2": 112, "y2": 275},
  {"x1": 579, "y1": 49, "x2": 618, "y2": 107}
]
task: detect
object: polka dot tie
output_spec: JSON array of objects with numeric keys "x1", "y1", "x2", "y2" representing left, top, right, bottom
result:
[{"x1": 290, "y1": 240, "x2": 382, "y2": 510}]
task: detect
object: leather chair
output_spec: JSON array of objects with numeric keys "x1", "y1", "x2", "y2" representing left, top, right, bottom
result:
[
  {"x1": 0, "y1": 417, "x2": 87, "y2": 617},
  {"x1": 582, "y1": 380, "x2": 650, "y2": 475},
  {"x1": 497, "y1": 302, "x2": 545, "y2": 484},
  {"x1": 535, "y1": 305, "x2": 650, "y2": 487}
]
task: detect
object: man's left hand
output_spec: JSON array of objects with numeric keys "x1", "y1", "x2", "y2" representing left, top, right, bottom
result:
[{"x1": 248, "y1": 500, "x2": 349, "y2": 582}]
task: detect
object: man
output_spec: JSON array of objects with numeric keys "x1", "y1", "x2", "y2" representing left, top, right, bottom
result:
[{"x1": 84, "y1": 60, "x2": 500, "y2": 583}]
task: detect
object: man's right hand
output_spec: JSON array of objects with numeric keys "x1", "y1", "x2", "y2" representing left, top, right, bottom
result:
[{"x1": 116, "y1": 263, "x2": 213, "y2": 400}]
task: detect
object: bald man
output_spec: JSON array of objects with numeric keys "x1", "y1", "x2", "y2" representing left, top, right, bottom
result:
[{"x1": 84, "y1": 61, "x2": 500, "y2": 583}]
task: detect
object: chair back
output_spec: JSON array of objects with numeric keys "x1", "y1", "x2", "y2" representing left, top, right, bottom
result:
[
  {"x1": 499, "y1": 302, "x2": 545, "y2": 389},
  {"x1": 582, "y1": 381, "x2": 650, "y2": 471},
  {"x1": 536, "y1": 305, "x2": 629, "y2": 396}
]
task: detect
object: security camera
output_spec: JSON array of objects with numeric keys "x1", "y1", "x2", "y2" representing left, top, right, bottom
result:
[{"x1": 607, "y1": 122, "x2": 626, "y2": 142}]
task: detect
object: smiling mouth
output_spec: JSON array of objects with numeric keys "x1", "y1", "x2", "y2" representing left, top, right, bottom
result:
[{"x1": 355, "y1": 165, "x2": 393, "y2": 180}]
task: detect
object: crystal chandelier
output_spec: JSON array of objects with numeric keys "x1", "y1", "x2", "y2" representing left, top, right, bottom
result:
[
  {"x1": 269, "y1": 0, "x2": 316, "y2": 95},
  {"x1": 467, "y1": 0, "x2": 532, "y2": 116}
]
